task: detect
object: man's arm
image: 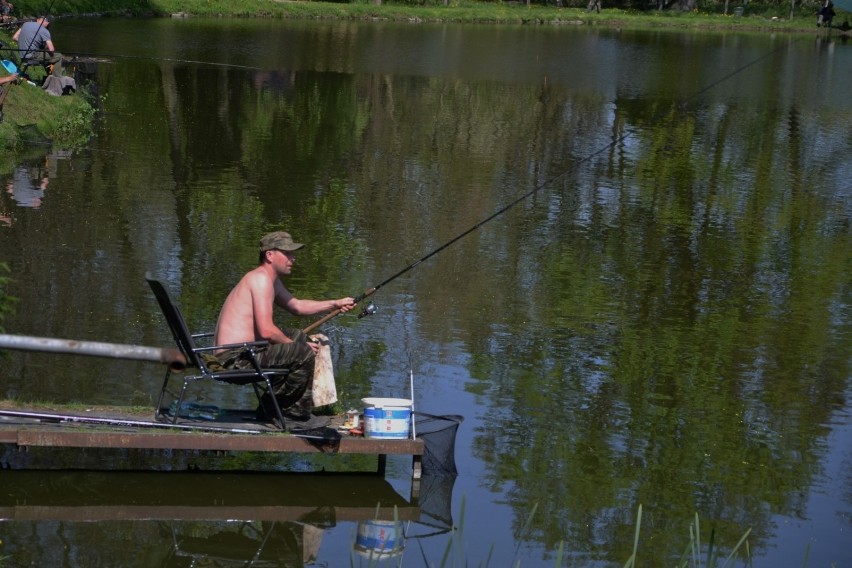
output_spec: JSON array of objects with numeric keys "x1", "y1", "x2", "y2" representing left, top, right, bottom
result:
[{"x1": 278, "y1": 287, "x2": 356, "y2": 317}]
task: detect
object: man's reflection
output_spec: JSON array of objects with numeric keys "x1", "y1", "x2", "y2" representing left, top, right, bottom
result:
[
  {"x1": 6, "y1": 164, "x2": 49, "y2": 208},
  {"x1": 167, "y1": 518, "x2": 326, "y2": 566}
]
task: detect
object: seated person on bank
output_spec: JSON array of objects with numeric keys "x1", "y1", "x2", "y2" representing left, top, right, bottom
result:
[
  {"x1": 817, "y1": 1, "x2": 836, "y2": 27},
  {"x1": 0, "y1": 0, "x2": 14, "y2": 22},
  {"x1": 12, "y1": 16, "x2": 64, "y2": 76},
  {"x1": 213, "y1": 231, "x2": 356, "y2": 422}
]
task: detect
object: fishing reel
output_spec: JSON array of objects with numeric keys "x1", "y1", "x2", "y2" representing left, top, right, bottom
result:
[{"x1": 358, "y1": 302, "x2": 377, "y2": 319}]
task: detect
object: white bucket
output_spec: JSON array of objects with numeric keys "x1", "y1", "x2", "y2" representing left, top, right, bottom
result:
[{"x1": 362, "y1": 397, "x2": 412, "y2": 439}]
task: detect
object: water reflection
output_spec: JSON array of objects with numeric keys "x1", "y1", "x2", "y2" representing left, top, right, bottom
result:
[
  {"x1": 0, "y1": 17, "x2": 849, "y2": 567},
  {"x1": 0, "y1": 470, "x2": 455, "y2": 566},
  {"x1": 7, "y1": 165, "x2": 48, "y2": 208},
  {"x1": 0, "y1": 150, "x2": 72, "y2": 224},
  {"x1": 251, "y1": 69, "x2": 295, "y2": 94},
  {"x1": 168, "y1": 520, "x2": 324, "y2": 566}
]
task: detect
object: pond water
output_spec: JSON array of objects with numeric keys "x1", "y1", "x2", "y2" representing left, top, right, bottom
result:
[{"x1": 0, "y1": 16, "x2": 850, "y2": 567}]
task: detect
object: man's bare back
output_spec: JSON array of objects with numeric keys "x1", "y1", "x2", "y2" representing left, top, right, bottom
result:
[{"x1": 214, "y1": 264, "x2": 293, "y2": 346}]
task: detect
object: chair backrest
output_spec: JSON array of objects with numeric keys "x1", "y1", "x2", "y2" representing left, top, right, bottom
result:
[{"x1": 145, "y1": 273, "x2": 202, "y2": 368}]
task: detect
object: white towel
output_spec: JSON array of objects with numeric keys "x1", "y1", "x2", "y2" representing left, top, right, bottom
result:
[
  {"x1": 42, "y1": 75, "x2": 76, "y2": 96},
  {"x1": 311, "y1": 333, "x2": 338, "y2": 407}
]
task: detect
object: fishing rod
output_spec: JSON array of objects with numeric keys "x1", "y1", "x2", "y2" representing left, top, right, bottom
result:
[
  {"x1": 302, "y1": 42, "x2": 790, "y2": 335},
  {"x1": 0, "y1": 408, "x2": 261, "y2": 434},
  {"x1": 0, "y1": 408, "x2": 342, "y2": 440}
]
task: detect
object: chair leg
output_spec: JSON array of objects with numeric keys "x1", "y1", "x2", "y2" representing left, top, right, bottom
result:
[
  {"x1": 154, "y1": 368, "x2": 189, "y2": 425},
  {"x1": 266, "y1": 380, "x2": 287, "y2": 431},
  {"x1": 154, "y1": 369, "x2": 172, "y2": 422},
  {"x1": 170, "y1": 383, "x2": 191, "y2": 425},
  {"x1": 246, "y1": 355, "x2": 289, "y2": 431}
]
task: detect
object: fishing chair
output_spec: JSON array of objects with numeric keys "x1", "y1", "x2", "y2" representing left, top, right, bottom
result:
[{"x1": 145, "y1": 274, "x2": 289, "y2": 430}]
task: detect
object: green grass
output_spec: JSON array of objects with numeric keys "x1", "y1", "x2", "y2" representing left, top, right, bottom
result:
[
  {"x1": 6, "y1": 0, "x2": 838, "y2": 32},
  {"x1": 142, "y1": 0, "x2": 834, "y2": 31},
  {"x1": 0, "y1": 37, "x2": 97, "y2": 162}
]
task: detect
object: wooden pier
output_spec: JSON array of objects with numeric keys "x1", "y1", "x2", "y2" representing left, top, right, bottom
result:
[{"x1": 0, "y1": 403, "x2": 424, "y2": 480}]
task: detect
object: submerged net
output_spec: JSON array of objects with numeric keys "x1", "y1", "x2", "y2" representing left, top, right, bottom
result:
[{"x1": 412, "y1": 412, "x2": 463, "y2": 477}]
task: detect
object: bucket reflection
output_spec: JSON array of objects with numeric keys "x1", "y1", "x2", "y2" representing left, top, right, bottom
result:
[{"x1": 354, "y1": 519, "x2": 405, "y2": 560}]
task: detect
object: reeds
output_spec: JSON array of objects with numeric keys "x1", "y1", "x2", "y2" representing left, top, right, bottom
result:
[
  {"x1": 352, "y1": 501, "x2": 755, "y2": 567},
  {"x1": 624, "y1": 505, "x2": 752, "y2": 568}
]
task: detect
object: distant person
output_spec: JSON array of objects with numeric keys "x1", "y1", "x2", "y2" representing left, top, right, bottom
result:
[
  {"x1": 817, "y1": 1, "x2": 835, "y2": 27},
  {"x1": 0, "y1": 0, "x2": 14, "y2": 21},
  {"x1": 213, "y1": 231, "x2": 356, "y2": 422},
  {"x1": 12, "y1": 16, "x2": 64, "y2": 76},
  {"x1": 0, "y1": 71, "x2": 18, "y2": 124}
]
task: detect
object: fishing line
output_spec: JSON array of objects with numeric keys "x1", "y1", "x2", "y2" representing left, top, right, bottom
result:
[
  {"x1": 61, "y1": 50, "x2": 267, "y2": 71},
  {"x1": 303, "y1": 40, "x2": 792, "y2": 334}
]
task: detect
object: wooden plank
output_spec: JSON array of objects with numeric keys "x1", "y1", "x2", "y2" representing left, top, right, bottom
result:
[
  {"x1": 0, "y1": 404, "x2": 425, "y2": 478},
  {"x1": 9, "y1": 425, "x2": 423, "y2": 455},
  {"x1": 0, "y1": 429, "x2": 17, "y2": 443}
]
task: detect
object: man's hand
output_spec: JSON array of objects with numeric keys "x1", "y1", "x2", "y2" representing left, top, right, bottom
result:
[{"x1": 307, "y1": 335, "x2": 324, "y2": 354}]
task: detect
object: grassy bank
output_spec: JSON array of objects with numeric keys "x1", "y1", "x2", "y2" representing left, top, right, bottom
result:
[
  {"x1": 0, "y1": 62, "x2": 95, "y2": 169},
  {"x1": 8, "y1": 0, "x2": 841, "y2": 32}
]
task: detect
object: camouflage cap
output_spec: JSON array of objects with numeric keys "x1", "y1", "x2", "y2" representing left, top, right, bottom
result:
[{"x1": 259, "y1": 231, "x2": 305, "y2": 252}]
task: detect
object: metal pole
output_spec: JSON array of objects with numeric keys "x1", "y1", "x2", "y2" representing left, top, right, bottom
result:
[
  {"x1": 410, "y1": 368, "x2": 416, "y2": 440},
  {"x1": 0, "y1": 334, "x2": 186, "y2": 371}
]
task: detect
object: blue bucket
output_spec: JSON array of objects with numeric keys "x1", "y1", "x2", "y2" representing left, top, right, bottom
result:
[
  {"x1": 362, "y1": 397, "x2": 412, "y2": 439},
  {"x1": 2, "y1": 60, "x2": 18, "y2": 75}
]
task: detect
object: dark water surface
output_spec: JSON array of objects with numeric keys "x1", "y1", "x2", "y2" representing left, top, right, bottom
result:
[{"x1": 0, "y1": 17, "x2": 850, "y2": 567}]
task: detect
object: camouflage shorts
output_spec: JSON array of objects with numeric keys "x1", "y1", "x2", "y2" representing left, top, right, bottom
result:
[{"x1": 208, "y1": 328, "x2": 316, "y2": 414}]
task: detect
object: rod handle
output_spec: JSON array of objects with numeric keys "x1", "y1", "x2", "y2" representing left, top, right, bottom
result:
[{"x1": 302, "y1": 287, "x2": 376, "y2": 334}]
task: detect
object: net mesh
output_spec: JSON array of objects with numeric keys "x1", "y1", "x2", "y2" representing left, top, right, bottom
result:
[{"x1": 413, "y1": 412, "x2": 463, "y2": 477}]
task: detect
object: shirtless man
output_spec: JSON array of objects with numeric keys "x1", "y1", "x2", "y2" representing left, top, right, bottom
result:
[{"x1": 214, "y1": 231, "x2": 355, "y2": 421}]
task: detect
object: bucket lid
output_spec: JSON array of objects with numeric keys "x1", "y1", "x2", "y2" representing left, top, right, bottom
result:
[
  {"x1": 1, "y1": 60, "x2": 18, "y2": 75},
  {"x1": 362, "y1": 397, "x2": 412, "y2": 408}
]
